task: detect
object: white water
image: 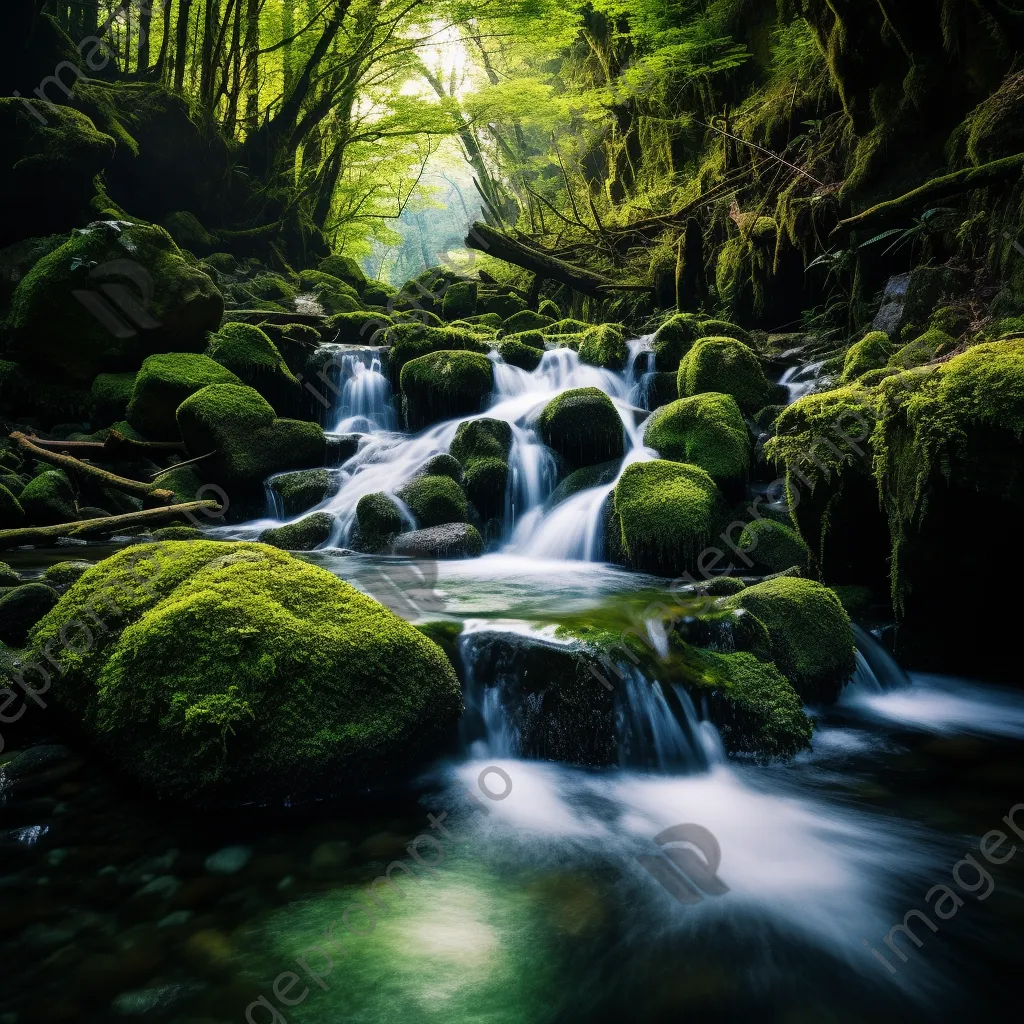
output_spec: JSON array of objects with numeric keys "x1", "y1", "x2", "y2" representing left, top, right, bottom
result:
[{"x1": 327, "y1": 346, "x2": 397, "y2": 433}]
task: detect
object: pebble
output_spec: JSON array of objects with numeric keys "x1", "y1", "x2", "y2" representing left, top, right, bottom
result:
[
  {"x1": 134, "y1": 875, "x2": 180, "y2": 899},
  {"x1": 157, "y1": 910, "x2": 193, "y2": 928},
  {"x1": 204, "y1": 845, "x2": 252, "y2": 875}
]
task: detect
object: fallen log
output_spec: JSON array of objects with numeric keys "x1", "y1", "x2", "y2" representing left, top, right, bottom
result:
[
  {"x1": 0, "y1": 500, "x2": 222, "y2": 549},
  {"x1": 466, "y1": 222, "x2": 617, "y2": 297},
  {"x1": 10, "y1": 432, "x2": 173, "y2": 503},
  {"x1": 25, "y1": 430, "x2": 186, "y2": 460},
  {"x1": 833, "y1": 153, "x2": 1024, "y2": 239}
]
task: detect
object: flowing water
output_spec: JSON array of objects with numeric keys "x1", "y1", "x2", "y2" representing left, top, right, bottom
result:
[{"x1": 3, "y1": 337, "x2": 1023, "y2": 1022}]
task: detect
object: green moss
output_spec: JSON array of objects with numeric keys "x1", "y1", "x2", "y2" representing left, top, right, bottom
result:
[
  {"x1": 723, "y1": 576, "x2": 856, "y2": 702},
  {"x1": 462, "y1": 312, "x2": 503, "y2": 330},
  {"x1": 398, "y1": 475, "x2": 469, "y2": 528},
  {"x1": 501, "y1": 310, "x2": 554, "y2": 335},
  {"x1": 269, "y1": 469, "x2": 333, "y2": 518},
  {"x1": 737, "y1": 519, "x2": 811, "y2": 574},
  {"x1": 538, "y1": 388, "x2": 625, "y2": 470},
  {"x1": 19, "y1": 470, "x2": 76, "y2": 525},
  {"x1": 6, "y1": 221, "x2": 223, "y2": 384},
  {"x1": 0, "y1": 561, "x2": 21, "y2": 587},
  {"x1": 0, "y1": 583, "x2": 60, "y2": 646},
  {"x1": 206, "y1": 322, "x2": 301, "y2": 415},
  {"x1": 450, "y1": 419, "x2": 512, "y2": 465},
  {"x1": 841, "y1": 331, "x2": 893, "y2": 382},
  {"x1": 578, "y1": 324, "x2": 628, "y2": 370},
  {"x1": 90, "y1": 372, "x2": 137, "y2": 425},
  {"x1": 547, "y1": 460, "x2": 620, "y2": 509},
  {"x1": 27, "y1": 541, "x2": 461, "y2": 802},
  {"x1": 888, "y1": 329, "x2": 951, "y2": 369},
  {"x1": 362, "y1": 279, "x2": 396, "y2": 306},
  {"x1": 356, "y1": 492, "x2": 404, "y2": 551},
  {"x1": 400, "y1": 350, "x2": 494, "y2": 431},
  {"x1": 830, "y1": 584, "x2": 876, "y2": 618},
  {"x1": 322, "y1": 311, "x2": 389, "y2": 346},
  {"x1": 41, "y1": 560, "x2": 93, "y2": 589},
  {"x1": 259, "y1": 512, "x2": 335, "y2": 550},
  {"x1": 696, "y1": 319, "x2": 752, "y2": 345},
  {"x1": 421, "y1": 453, "x2": 463, "y2": 481},
  {"x1": 614, "y1": 460, "x2": 726, "y2": 576},
  {"x1": 651, "y1": 313, "x2": 704, "y2": 371},
  {"x1": 441, "y1": 281, "x2": 478, "y2": 321},
  {"x1": 297, "y1": 270, "x2": 360, "y2": 314},
  {"x1": 873, "y1": 338, "x2": 1024, "y2": 612},
  {"x1": 245, "y1": 273, "x2": 297, "y2": 306},
  {"x1": 677, "y1": 338, "x2": 772, "y2": 410},
  {"x1": 151, "y1": 526, "x2": 203, "y2": 541},
  {"x1": 929, "y1": 305, "x2": 970, "y2": 337},
  {"x1": 176, "y1": 384, "x2": 325, "y2": 492},
  {"x1": 126, "y1": 353, "x2": 241, "y2": 439},
  {"x1": 461, "y1": 457, "x2": 509, "y2": 521},
  {"x1": 545, "y1": 318, "x2": 591, "y2": 336},
  {"x1": 643, "y1": 393, "x2": 750, "y2": 491},
  {"x1": 858, "y1": 367, "x2": 898, "y2": 387},
  {"x1": 538, "y1": 299, "x2": 562, "y2": 320},
  {"x1": 151, "y1": 464, "x2": 202, "y2": 505},
  {"x1": 0, "y1": 483, "x2": 25, "y2": 529},
  {"x1": 479, "y1": 291, "x2": 527, "y2": 320},
  {"x1": 318, "y1": 254, "x2": 367, "y2": 292},
  {"x1": 385, "y1": 324, "x2": 491, "y2": 387},
  {"x1": 497, "y1": 335, "x2": 545, "y2": 371}
]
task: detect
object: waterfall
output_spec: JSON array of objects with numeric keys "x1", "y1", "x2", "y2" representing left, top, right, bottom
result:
[
  {"x1": 625, "y1": 335, "x2": 656, "y2": 409},
  {"x1": 846, "y1": 624, "x2": 911, "y2": 695},
  {"x1": 327, "y1": 346, "x2": 397, "y2": 433}
]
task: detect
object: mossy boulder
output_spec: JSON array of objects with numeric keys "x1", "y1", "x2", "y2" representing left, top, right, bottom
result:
[
  {"x1": 888, "y1": 330, "x2": 951, "y2": 370},
  {"x1": 537, "y1": 388, "x2": 624, "y2": 470},
  {"x1": 398, "y1": 475, "x2": 469, "y2": 528},
  {"x1": 176, "y1": 384, "x2": 325, "y2": 493},
  {"x1": 480, "y1": 291, "x2": 527, "y2": 320},
  {"x1": 538, "y1": 299, "x2": 562, "y2": 320},
  {"x1": 450, "y1": 418, "x2": 512, "y2": 521},
  {"x1": 677, "y1": 337, "x2": 772, "y2": 411},
  {"x1": 244, "y1": 273, "x2": 297, "y2": 307},
  {"x1": 392, "y1": 523, "x2": 484, "y2": 559},
  {"x1": 90, "y1": 372, "x2": 137, "y2": 424},
  {"x1": 546, "y1": 460, "x2": 620, "y2": 508},
  {"x1": 297, "y1": 270, "x2": 360, "y2": 314},
  {"x1": 441, "y1": 281, "x2": 478, "y2": 321},
  {"x1": 205, "y1": 322, "x2": 303, "y2": 416},
  {"x1": 651, "y1": 313, "x2": 704, "y2": 371},
  {"x1": 546, "y1": 318, "x2": 590, "y2": 336},
  {"x1": 841, "y1": 331, "x2": 893, "y2": 382},
  {"x1": 318, "y1": 254, "x2": 367, "y2": 292},
  {"x1": 269, "y1": 469, "x2": 334, "y2": 518},
  {"x1": 0, "y1": 98, "x2": 115, "y2": 247},
  {"x1": 697, "y1": 319, "x2": 751, "y2": 345},
  {"x1": 0, "y1": 561, "x2": 21, "y2": 587},
  {"x1": 27, "y1": 542, "x2": 462, "y2": 803},
  {"x1": 151, "y1": 464, "x2": 203, "y2": 505},
  {"x1": 19, "y1": 470, "x2": 77, "y2": 526},
  {"x1": 41, "y1": 560, "x2": 94, "y2": 591},
  {"x1": 362, "y1": 279, "x2": 396, "y2": 306},
  {"x1": 497, "y1": 336, "x2": 545, "y2": 371},
  {"x1": 501, "y1": 310, "x2": 554, "y2": 335},
  {"x1": 259, "y1": 512, "x2": 335, "y2": 551},
  {"x1": 643, "y1": 393, "x2": 750, "y2": 493},
  {"x1": 0, "y1": 583, "x2": 60, "y2": 646},
  {"x1": 737, "y1": 519, "x2": 812, "y2": 575},
  {"x1": 613, "y1": 461, "x2": 726, "y2": 577},
  {"x1": 151, "y1": 526, "x2": 203, "y2": 541},
  {"x1": 0, "y1": 483, "x2": 25, "y2": 529},
  {"x1": 385, "y1": 324, "x2": 490, "y2": 387},
  {"x1": 126, "y1": 353, "x2": 241, "y2": 439},
  {"x1": 6, "y1": 221, "x2": 223, "y2": 384},
  {"x1": 723, "y1": 577, "x2": 855, "y2": 703},
  {"x1": 578, "y1": 324, "x2": 628, "y2": 370},
  {"x1": 421, "y1": 453, "x2": 463, "y2": 481},
  {"x1": 325, "y1": 310, "x2": 391, "y2": 346},
  {"x1": 355, "y1": 492, "x2": 405, "y2": 552},
  {"x1": 400, "y1": 351, "x2": 494, "y2": 432}
]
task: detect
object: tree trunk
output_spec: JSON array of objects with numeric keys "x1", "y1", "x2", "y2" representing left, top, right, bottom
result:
[
  {"x1": 174, "y1": 0, "x2": 193, "y2": 91},
  {"x1": 137, "y1": 0, "x2": 153, "y2": 75}
]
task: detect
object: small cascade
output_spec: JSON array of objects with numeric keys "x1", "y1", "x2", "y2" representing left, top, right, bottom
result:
[
  {"x1": 778, "y1": 358, "x2": 829, "y2": 404},
  {"x1": 625, "y1": 335, "x2": 656, "y2": 409},
  {"x1": 511, "y1": 480, "x2": 614, "y2": 560},
  {"x1": 845, "y1": 624, "x2": 912, "y2": 695},
  {"x1": 504, "y1": 425, "x2": 558, "y2": 535},
  {"x1": 327, "y1": 346, "x2": 397, "y2": 433},
  {"x1": 458, "y1": 626, "x2": 718, "y2": 772},
  {"x1": 263, "y1": 475, "x2": 285, "y2": 520}
]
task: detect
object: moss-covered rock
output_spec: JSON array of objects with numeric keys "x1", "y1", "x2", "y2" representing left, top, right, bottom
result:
[
  {"x1": 362, "y1": 279, "x2": 397, "y2": 307},
  {"x1": 546, "y1": 460, "x2": 620, "y2": 508},
  {"x1": 151, "y1": 526, "x2": 203, "y2": 541},
  {"x1": 643, "y1": 393, "x2": 749, "y2": 493},
  {"x1": 538, "y1": 388, "x2": 624, "y2": 470},
  {"x1": 480, "y1": 291, "x2": 527, "y2": 320},
  {"x1": 538, "y1": 299, "x2": 562, "y2": 320},
  {"x1": 0, "y1": 561, "x2": 21, "y2": 587},
  {"x1": 398, "y1": 475, "x2": 469, "y2": 528},
  {"x1": 546, "y1": 318, "x2": 590, "y2": 336},
  {"x1": 0, "y1": 483, "x2": 25, "y2": 529},
  {"x1": 90, "y1": 372, "x2": 137, "y2": 425},
  {"x1": 27, "y1": 541, "x2": 461, "y2": 802},
  {"x1": 841, "y1": 331, "x2": 893, "y2": 382},
  {"x1": 677, "y1": 337, "x2": 773, "y2": 411},
  {"x1": 421, "y1": 453, "x2": 463, "y2": 481},
  {"x1": 651, "y1": 313, "x2": 704, "y2": 371},
  {"x1": 888, "y1": 329, "x2": 951, "y2": 370},
  {"x1": 0, "y1": 583, "x2": 60, "y2": 646},
  {"x1": 41, "y1": 560, "x2": 94, "y2": 590},
  {"x1": 501, "y1": 310, "x2": 554, "y2": 335},
  {"x1": 269, "y1": 469, "x2": 334, "y2": 518},
  {"x1": 737, "y1": 518, "x2": 812, "y2": 574},
  {"x1": 449, "y1": 418, "x2": 512, "y2": 520},
  {"x1": 259, "y1": 512, "x2": 335, "y2": 551},
  {"x1": 177, "y1": 384, "x2": 325, "y2": 493},
  {"x1": 244, "y1": 273, "x2": 297, "y2": 307},
  {"x1": 613, "y1": 461, "x2": 726, "y2": 576},
  {"x1": 297, "y1": 270, "x2": 360, "y2": 314},
  {"x1": 392, "y1": 523, "x2": 484, "y2": 559},
  {"x1": 6, "y1": 221, "x2": 223, "y2": 384},
  {"x1": 151, "y1": 464, "x2": 202, "y2": 505},
  {"x1": 19, "y1": 470, "x2": 77, "y2": 525},
  {"x1": 0, "y1": 98, "x2": 115, "y2": 247},
  {"x1": 441, "y1": 281, "x2": 478, "y2": 321},
  {"x1": 697, "y1": 319, "x2": 751, "y2": 345},
  {"x1": 497, "y1": 336, "x2": 545, "y2": 371},
  {"x1": 400, "y1": 351, "x2": 494, "y2": 431},
  {"x1": 578, "y1": 324, "x2": 628, "y2": 370},
  {"x1": 385, "y1": 324, "x2": 490, "y2": 388},
  {"x1": 126, "y1": 353, "x2": 241, "y2": 439},
  {"x1": 325, "y1": 310, "x2": 391, "y2": 346},
  {"x1": 355, "y1": 492, "x2": 405, "y2": 552},
  {"x1": 723, "y1": 576, "x2": 855, "y2": 702},
  {"x1": 318, "y1": 254, "x2": 367, "y2": 292}
]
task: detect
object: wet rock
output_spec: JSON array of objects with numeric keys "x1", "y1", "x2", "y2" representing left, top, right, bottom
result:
[
  {"x1": 259, "y1": 512, "x2": 335, "y2": 551},
  {"x1": 391, "y1": 523, "x2": 483, "y2": 559},
  {"x1": 0, "y1": 745, "x2": 82, "y2": 798},
  {"x1": 0, "y1": 582, "x2": 59, "y2": 644},
  {"x1": 204, "y1": 846, "x2": 252, "y2": 875}
]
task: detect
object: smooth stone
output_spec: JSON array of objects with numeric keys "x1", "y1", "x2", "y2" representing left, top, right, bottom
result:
[
  {"x1": 391, "y1": 522, "x2": 483, "y2": 559},
  {"x1": 204, "y1": 845, "x2": 252, "y2": 874},
  {"x1": 157, "y1": 910, "x2": 193, "y2": 928},
  {"x1": 134, "y1": 875, "x2": 180, "y2": 899}
]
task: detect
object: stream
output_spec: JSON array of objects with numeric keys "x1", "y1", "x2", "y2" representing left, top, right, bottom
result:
[{"x1": 2, "y1": 338, "x2": 1022, "y2": 1023}]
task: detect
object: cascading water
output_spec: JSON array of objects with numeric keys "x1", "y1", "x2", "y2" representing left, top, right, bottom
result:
[
  {"x1": 325, "y1": 345, "x2": 397, "y2": 432},
  {"x1": 625, "y1": 334, "x2": 656, "y2": 409}
]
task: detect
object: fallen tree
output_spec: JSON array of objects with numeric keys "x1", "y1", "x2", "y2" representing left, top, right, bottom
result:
[
  {"x1": 0, "y1": 500, "x2": 223, "y2": 550},
  {"x1": 25, "y1": 430, "x2": 186, "y2": 460}
]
